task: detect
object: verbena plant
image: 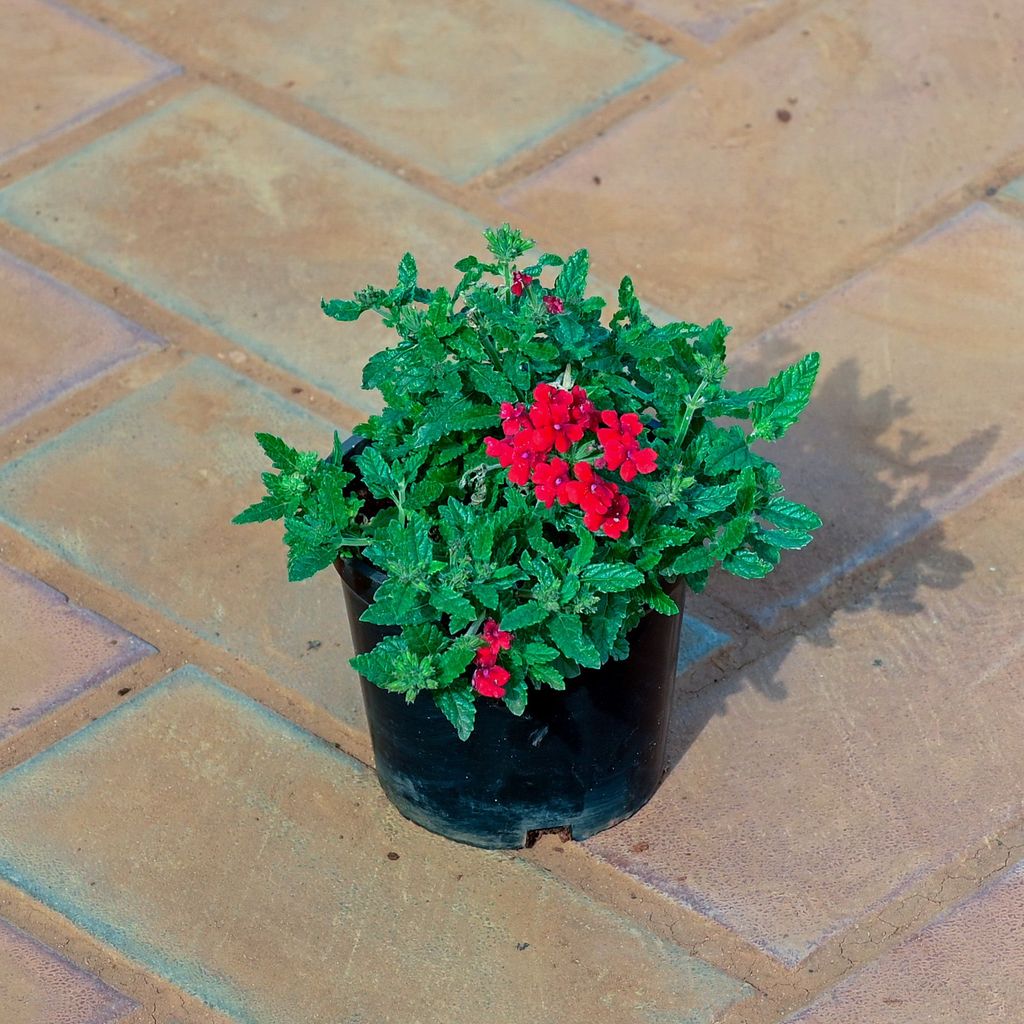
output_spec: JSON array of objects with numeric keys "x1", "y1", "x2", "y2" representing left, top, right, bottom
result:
[{"x1": 235, "y1": 226, "x2": 820, "y2": 738}]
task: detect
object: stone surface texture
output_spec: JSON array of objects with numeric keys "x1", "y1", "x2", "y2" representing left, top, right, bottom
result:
[
  {"x1": 0, "y1": 667, "x2": 749, "y2": 1024},
  {"x1": 501, "y1": 0, "x2": 1024, "y2": 336},
  {"x1": 0, "y1": 562, "x2": 154, "y2": 740},
  {"x1": 0, "y1": 87, "x2": 486, "y2": 412},
  {"x1": 0, "y1": 916, "x2": 137, "y2": 1024},
  {"x1": 0, "y1": 0, "x2": 1021, "y2": 1017},
  {"x1": 0, "y1": 250, "x2": 161, "y2": 428},
  {"x1": 588, "y1": 473, "x2": 1024, "y2": 964},
  {"x1": 0, "y1": 358, "x2": 367, "y2": 730},
  {"x1": 785, "y1": 860, "x2": 1024, "y2": 1023},
  {"x1": 0, "y1": 0, "x2": 175, "y2": 161},
  {"x1": 89, "y1": 0, "x2": 671, "y2": 181}
]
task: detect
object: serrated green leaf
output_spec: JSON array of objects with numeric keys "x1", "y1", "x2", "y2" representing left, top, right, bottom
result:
[
  {"x1": 503, "y1": 676, "x2": 529, "y2": 715},
  {"x1": 434, "y1": 685, "x2": 476, "y2": 740},
  {"x1": 762, "y1": 497, "x2": 823, "y2": 531},
  {"x1": 698, "y1": 426, "x2": 759, "y2": 475},
  {"x1": 232, "y1": 494, "x2": 292, "y2": 524},
  {"x1": 351, "y1": 637, "x2": 407, "y2": 687},
  {"x1": 254, "y1": 432, "x2": 305, "y2": 473},
  {"x1": 501, "y1": 602, "x2": 549, "y2": 630},
  {"x1": 528, "y1": 662, "x2": 566, "y2": 689},
  {"x1": 397, "y1": 251, "x2": 417, "y2": 290},
  {"x1": 321, "y1": 298, "x2": 364, "y2": 322},
  {"x1": 580, "y1": 563, "x2": 644, "y2": 593},
  {"x1": 549, "y1": 614, "x2": 601, "y2": 669},
  {"x1": 722, "y1": 548, "x2": 776, "y2": 579},
  {"x1": 436, "y1": 639, "x2": 479, "y2": 687},
  {"x1": 643, "y1": 584, "x2": 680, "y2": 617},
  {"x1": 554, "y1": 248, "x2": 589, "y2": 303},
  {"x1": 685, "y1": 482, "x2": 739, "y2": 517},
  {"x1": 669, "y1": 546, "x2": 717, "y2": 576},
  {"x1": 431, "y1": 588, "x2": 477, "y2": 630},
  {"x1": 751, "y1": 352, "x2": 820, "y2": 441},
  {"x1": 714, "y1": 514, "x2": 750, "y2": 558},
  {"x1": 522, "y1": 642, "x2": 560, "y2": 664}
]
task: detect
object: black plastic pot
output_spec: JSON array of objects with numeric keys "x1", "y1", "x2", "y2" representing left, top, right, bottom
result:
[{"x1": 338, "y1": 556, "x2": 685, "y2": 849}]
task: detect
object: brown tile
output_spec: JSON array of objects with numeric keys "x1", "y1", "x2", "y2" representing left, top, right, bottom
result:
[
  {"x1": 0, "y1": 250, "x2": 161, "y2": 429},
  {"x1": 0, "y1": 357, "x2": 368, "y2": 731},
  {"x1": 0, "y1": 86, "x2": 486, "y2": 412},
  {"x1": 0, "y1": 916, "x2": 137, "y2": 1024},
  {"x1": 711, "y1": 203, "x2": 1024, "y2": 625},
  {"x1": 92, "y1": 0, "x2": 671, "y2": 181},
  {"x1": 0, "y1": 562, "x2": 154, "y2": 741},
  {"x1": 587, "y1": 472, "x2": 1024, "y2": 964},
  {"x1": 0, "y1": 667, "x2": 750, "y2": 1023},
  {"x1": 786, "y1": 859, "x2": 1024, "y2": 1022},
  {"x1": 501, "y1": 0, "x2": 1024, "y2": 336},
  {"x1": 0, "y1": 0, "x2": 175, "y2": 162}
]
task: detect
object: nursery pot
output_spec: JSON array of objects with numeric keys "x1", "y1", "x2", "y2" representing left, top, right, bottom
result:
[{"x1": 337, "y1": 556, "x2": 685, "y2": 850}]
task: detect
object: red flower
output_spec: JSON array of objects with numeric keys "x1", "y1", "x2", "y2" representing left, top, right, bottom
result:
[
  {"x1": 511, "y1": 271, "x2": 534, "y2": 297},
  {"x1": 499, "y1": 401, "x2": 529, "y2": 437},
  {"x1": 596, "y1": 410, "x2": 657, "y2": 481},
  {"x1": 507, "y1": 430, "x2": 544, "y2": 485},
  {"x1": 542, "y1": 294, "x2": 565, "y2": 315},
  {"x1": 532, "y1": 458, "x2": 574, "y2": 508},
  {"x1": 567, "y1": 461, "x2": 618, "y2": 516},
  {"x1": 597, "y1": 493, "x2": 631, "y2": 539},
  {"x1": 484, "y1": 435, "x2": 514, "y2": 467},
  {"x1": 529, "y1": 384, "x2": 584, "y2": 453},
  {"x1": 481, "y1": 619, "x2": 513, "y2": 653},
  {"x1": 472, "y1": 664, "x2": 510, "y2": 698},
  {"x1": 569, "y1": 386, "x2": 598, "y2": 431}
]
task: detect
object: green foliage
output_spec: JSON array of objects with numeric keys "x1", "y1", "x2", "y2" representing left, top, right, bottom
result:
[{"x1": 235, "y1": 228, "x2": 822, "y2": 737}]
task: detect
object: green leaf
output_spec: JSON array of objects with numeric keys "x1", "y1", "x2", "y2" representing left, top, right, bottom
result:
[
  {"x1": 751, "y1": 352, "x2": 821, "y2": 441},
  {"x1": 321, "y1": 298, "x2": 364, "y2": 322},
  {"x1": 643, "y1": 584, "x2": 680, "y2": 616},
  {"x1": 722, "y1": 549, "x2": 776, "y2": 579},
  {"x1": 503, "y1": 676, "x2": 529, "y2": 715},
  {"x1": 554, "y1": 249, "x2": 589, "y2": 303},
  {"x1": 501, "y1": 602, "x2": 549, "y2": 630},
  {"x1": 549, "y1": 614, "x2": 601, "y2": 669},
  {"x1": 580, "y1": 563, "x2": 644, "y2": 593},
  {"x1": 528, "y1": 662, "x2": 566, "y2": 689},
  {"x1": 254, "y1": 432, "x2": 304, "y2": 473},
  {"x1": 669, "y1": 546, "x2": 717, "y2": 576},
  {"x1": 698, "y1": 426, "x2": 759, "y2": 475},
  {"x1": 484, "y1": 224, "x2": 534, "y2": 262},
  {"x1": 232, "y1": 494, "x2": 291, "y2": 524},
  {"x1": 570, "y1": 529, "x2": 595, "y2": 571},
  {"x1": 431, "y1": 588, "x2": 477, "y2": 631},
  {"x1": 522, "y1": 642, "x2": 560, "y2": 665},
  {"x1": 354, "y1": 446, "x2": 396, "y2": 500},
  {"x1": 434, "y1": 685, "x2": 476, "y2": 740},
  {"x1": 761, "y1": 497, "x2": 823, "y2": 531},
  {"x1": 351, "y1": 637, "x2": 407, "y2": 687},
  {"x1": 436, "y1": 638, "x2": 479, "y2": 687},
  {"x1": 714, "y1": 514, "x2": 750, "y2": 558},
  {"x1": 397, "y1": 252, "x2": 417, "y2": 290},
  {"x1": 685, "y1": 482, "x2": 739, "y2": 517}
]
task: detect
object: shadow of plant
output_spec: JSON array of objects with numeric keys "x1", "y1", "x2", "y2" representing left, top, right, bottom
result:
[{"x1": 664, "y1": 347, "x2": 1000, "y2": 770}]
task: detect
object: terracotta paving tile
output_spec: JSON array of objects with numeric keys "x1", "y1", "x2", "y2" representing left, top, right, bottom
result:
[
  {"x1": 709, "y1": 203, "x2": 1024, "y2": 625},
  {"x1": 0, "y1": 562, "x2": 154, "y2": 741},
  {"x1": 0, "y1": 667, "x2": 750, "y2": 1023},
  {"x1": 0, "y1": 358, "x2": 367, "y2": 731},
  {"x1": 92, "y1": 0, "x2": 671, "y2": 182},
  {"x1": 500, "y1": 0, "x2": 1024, "y2": 336},
  {"x1": 587, "y1": 471, "x2": 1024, "y2": 964},
  {"x1": 0, "y1": 0, "x2": 176, "y2": 162},
  {"x1": 0, "y1": 250, "x2": 161, "y2": 429},
  {"x1": 633, "y1": 0, "x2": 786, "y2": 43},
  {"x1": 785, "y1": 859, "x2": 1024, "y2": 1022},
  {"x1": 0, "y1": 916, "x2": 137, "y2": 1024},
  {"x1": 0, "y1": 86, "x2": 487, "y2": 413}
]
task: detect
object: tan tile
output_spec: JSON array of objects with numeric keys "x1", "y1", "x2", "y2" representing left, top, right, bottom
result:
[
  {"x1": 0, "y1": 916, "x2": 136, "y2": 1024},
  {"x1": 0, "y1": 358, "x2": 367, "y2": 730},
  {"x1": 0, "y1": 250, "x2": 160, "y2": 428},
  {"x1": 786, "y1": 860, "x2": 1024, "y2": 1022},
  {"x1": 587, "y1": 472, "x2": 1024, "y2": 963},
  {"x1": 501, "y1": 0, "x2": 1024, "y2": 336},
  {"x1": 633, "y1": 0, "x2": 786, "y2": 43},
  {"x1": 0, "y1": 0, "x2": 175, "y2": 162},
  {"x1": 0, "y1": 562, "x2": 154, "y2": 740},
  {"x1": 0, "y1": 667, "x2": 750, "y2": 1023},
  {"x1": 93, "y1": 0, "x2": 671, "y2": 181},
  {"x1": 0, "y1": 86, "x2": 487, "y2": 412},
  {"x1": 712, "y1": 203, "x2": 1024, "y2": 624}
]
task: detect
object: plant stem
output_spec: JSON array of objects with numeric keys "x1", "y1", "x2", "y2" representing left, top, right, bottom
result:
[{"x1": 674, "y1": 379, "x2": 708, "y2": 448}]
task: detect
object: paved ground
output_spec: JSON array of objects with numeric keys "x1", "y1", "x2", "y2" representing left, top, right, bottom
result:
[{"x1": 1, "y1": 1, "x2": 1022, "y2": 1021}]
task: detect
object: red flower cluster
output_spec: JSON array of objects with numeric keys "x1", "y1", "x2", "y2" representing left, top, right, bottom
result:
[
  {"x1": 542, "y1": 295, "x2": 565, "y2": 315},
  {"x1": 472, "y1": 619, "x2": 513, "y2": 698},
  {"x1": 484, "y1": 383, "x2": 657, "y2": 539}
]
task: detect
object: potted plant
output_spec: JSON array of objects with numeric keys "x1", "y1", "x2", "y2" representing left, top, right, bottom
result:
[{"x1": 234, "y1": 226, "x2": 820, "y2": 849}]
